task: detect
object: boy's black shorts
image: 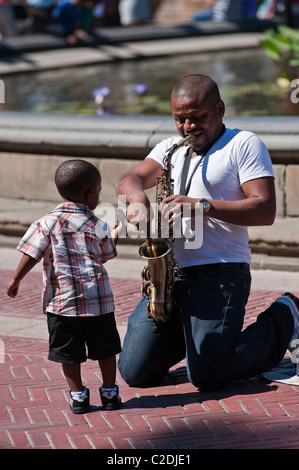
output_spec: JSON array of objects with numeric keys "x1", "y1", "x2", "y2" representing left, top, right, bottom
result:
[{"x1": 47, "y1": 312, "x2": 121, "y2": 364}]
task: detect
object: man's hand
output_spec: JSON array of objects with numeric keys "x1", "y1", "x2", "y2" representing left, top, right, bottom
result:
[{"x1": 161, "y1": 195, "x2": 199, "y2": 225}]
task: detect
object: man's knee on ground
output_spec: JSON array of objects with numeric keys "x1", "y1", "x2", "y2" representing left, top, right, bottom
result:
[
  {"x1": 118, "y1": 365, "x2": 145, "y2": 387},
  {"x1": 119, "y1": 367, "x2": 165, "y2": 387},
  {"x1": 187, "y1": 360, "x2": 230, "y2": 391},
  {"x1": 118, "y1": 358, "x2": 168, "y2": 387}
]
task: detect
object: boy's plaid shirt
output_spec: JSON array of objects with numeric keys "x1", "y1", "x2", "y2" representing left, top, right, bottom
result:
[{"x1": 17, "y1": 202, "x2": 117, "y2": 317}]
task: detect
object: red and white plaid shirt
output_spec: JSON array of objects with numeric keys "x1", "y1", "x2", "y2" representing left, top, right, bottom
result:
[{"x1": 17, "y1": 202, "x2": 117, "y2": 317}]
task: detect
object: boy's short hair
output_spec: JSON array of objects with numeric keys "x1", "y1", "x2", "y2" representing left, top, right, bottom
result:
[{"x1": 55, "y1": 159, "x2": 101, "y2": 201}]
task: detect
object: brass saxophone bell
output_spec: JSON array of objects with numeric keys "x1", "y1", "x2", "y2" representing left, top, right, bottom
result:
[{"x1": 139, "y1": 239, "x2": 172, "y2": 259}]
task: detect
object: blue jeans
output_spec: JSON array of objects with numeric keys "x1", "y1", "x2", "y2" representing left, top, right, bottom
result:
[{"x1": 118, "y1": 263, "x2": 294, "y2": 390}]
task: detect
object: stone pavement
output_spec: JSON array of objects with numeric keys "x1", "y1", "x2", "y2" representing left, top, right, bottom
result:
[{"x1": 1, "y1": 250, "x2": 299, "y2": 450}]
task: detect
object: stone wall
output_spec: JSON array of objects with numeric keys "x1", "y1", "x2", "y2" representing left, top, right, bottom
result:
[
  {"x1": 0, "y1": 152, "x2": 297, "y2": 218},
  {"x1": 0, "y1": 112, "x2": 299, "y2": 259},
  {"x1": 0, "y1": 112, "x2": 298, "y2": 217}
]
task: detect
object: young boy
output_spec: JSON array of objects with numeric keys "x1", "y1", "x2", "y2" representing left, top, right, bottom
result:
[{"x1": 6, "y1": 159, "x2": 122, "y2": 414}]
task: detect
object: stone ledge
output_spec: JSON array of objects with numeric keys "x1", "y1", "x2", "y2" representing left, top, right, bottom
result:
[
  {"x1": 0, "y1": 21, "x2": 277, "y2": 56},
  {"x1": 249, "y1": 217, "x2": 299, "y2": 257},
  {"x1": 0, "y1": 113, "x2": 299, "y2": 161}
]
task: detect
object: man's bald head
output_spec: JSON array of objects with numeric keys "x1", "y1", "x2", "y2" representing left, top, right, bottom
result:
[{"x1": 170, "y1": 74, "x2": 221, "y2": 105}]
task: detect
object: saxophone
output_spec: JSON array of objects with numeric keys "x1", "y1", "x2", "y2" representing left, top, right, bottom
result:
[{"x1": 139, "y1": 135, "x2": 194, "y2": 323}]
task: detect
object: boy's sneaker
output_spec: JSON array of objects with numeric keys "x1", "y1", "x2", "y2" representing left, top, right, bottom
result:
[
  {"x1": 69, "y1": 388, "x2": 90, "y2": 414},
  {"x1": 100, "y1": 385, "x2": 121, "y2": 410}
]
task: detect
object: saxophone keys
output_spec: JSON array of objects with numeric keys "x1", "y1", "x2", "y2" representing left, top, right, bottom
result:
[{"x1": 142, "y1": 265, "x2": 151, "y2": 281}]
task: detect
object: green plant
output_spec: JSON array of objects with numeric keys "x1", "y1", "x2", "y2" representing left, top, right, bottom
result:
[{"x1": 260, "y1": 24, "x2": 299, "y2": 71}]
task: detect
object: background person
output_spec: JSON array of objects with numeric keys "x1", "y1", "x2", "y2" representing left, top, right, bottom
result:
[{"x1": 118, "y1": 0, "x2": 151, "y2": 26}]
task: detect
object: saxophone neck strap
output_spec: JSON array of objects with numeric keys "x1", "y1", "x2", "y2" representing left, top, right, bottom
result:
[
  {"x1": 180, "y1": 147, "x2": 205, "y2": 196},
  {"x1": 179, "y1": 125, "x2": 226, "y2": 196}
]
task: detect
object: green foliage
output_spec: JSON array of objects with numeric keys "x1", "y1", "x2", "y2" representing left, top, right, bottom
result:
[{"x1": 260, "y1": 25, "x2": 299, "y2": 69}]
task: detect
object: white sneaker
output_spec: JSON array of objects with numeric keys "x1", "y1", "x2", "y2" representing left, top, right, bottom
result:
[
  {"x1": 100, "y1": 385, "x2": 121, "y2": 410},
  {"x1": 275, "y1": 292, "x2": 299, "y2": 352},
  {"x1": 69, "y1": 388, "x2": 90, "y2": 414}
]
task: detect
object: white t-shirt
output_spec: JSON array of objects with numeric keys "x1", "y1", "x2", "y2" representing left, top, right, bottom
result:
[{"x1": 146, "y1": 128, "x2": 274, "y2": 268}]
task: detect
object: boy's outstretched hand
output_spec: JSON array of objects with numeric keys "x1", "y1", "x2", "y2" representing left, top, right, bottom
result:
[
  {"x1": 6, "y1": 278, "x2": 20, "y2": 298},
  {"x1": 6, "y1": 254, "x2": 38, "y2": 298},
  {"x1": 111, "y1": 221, "x2": 124, "y2": 245}
]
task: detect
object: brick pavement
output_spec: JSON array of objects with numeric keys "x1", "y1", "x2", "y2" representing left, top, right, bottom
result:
[{"x1": 1, "y1": 269, "x2": 299, "y2": 450}]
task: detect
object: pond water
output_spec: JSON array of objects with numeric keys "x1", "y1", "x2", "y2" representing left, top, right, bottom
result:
[{"x1": 1, "y1": 48, "x2": 299, "y2": 116}]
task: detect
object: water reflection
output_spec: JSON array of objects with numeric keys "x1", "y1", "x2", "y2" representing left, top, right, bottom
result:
[{"x1": 1, "y1": 49, "x2": 298, "y2": 116}]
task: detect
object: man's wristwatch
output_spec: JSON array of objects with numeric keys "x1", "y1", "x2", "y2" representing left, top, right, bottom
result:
[{"x1": 195, "y1": 198, "x2": 212, "y2": 213}]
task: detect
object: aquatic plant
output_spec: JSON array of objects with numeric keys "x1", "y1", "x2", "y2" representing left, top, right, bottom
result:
[{"x1": 260, "y1": 24, "x2": 299, "y2": 79}]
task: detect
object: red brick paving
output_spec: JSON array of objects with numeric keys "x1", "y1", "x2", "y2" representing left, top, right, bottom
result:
[{"x1": 1, "y1": 269, "x2": 299, "y2": 450}]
